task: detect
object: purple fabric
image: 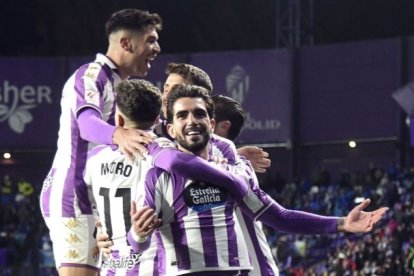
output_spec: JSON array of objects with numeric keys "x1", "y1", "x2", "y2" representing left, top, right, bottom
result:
[
  {"x1": 151, "y1": 142, "x2": 338, "y2": 235},
  {"x1": 150, "y1": 147, "x2": 248, "y2": 200},
  {"x1": 257, "y1": 199, "x2": 339, "y2": 235},
  {"x1": 78, "y1": 108, "x2": 116, "y2": 145},
  {"x1": 225, "y1": 205, "x2": 239, "y2": 267},
  {"x1": 127, "y1": 231, "x2": 151, "y2": 253},
  {"x1": 198, "y1": 210, "x2": 218, "y2": 267}
]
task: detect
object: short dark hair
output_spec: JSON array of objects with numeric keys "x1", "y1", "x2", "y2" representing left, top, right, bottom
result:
[
  {"x1": 166, "y1": 85, "x2": 214, "y2": 123},
  {"x1": 212, "y1": 95, "x2": 246, "y2": 141},
  {"x1": 105, "y1": 9, "x2": 162, "y2": 37},
  {"x1": 166, "y1": 63, "x2": 213, "y2": 93},
  {"x1": 115, "y1": 79, "x2": 161, "y2": 129}
]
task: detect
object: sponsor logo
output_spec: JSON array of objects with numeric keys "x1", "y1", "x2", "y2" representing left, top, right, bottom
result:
[
  {"x1": 66, "y1": 218, "x2": 80, "y2": 228},
  {"x1": 65, "y1": 249, "x2": 79, "y2": 259},
  {"x1": 0, "y1": 80, "x2": 52, "y2": 133},
  {"x1": 184, "y1": 181, "x2": 227, "y2": 212},
  {"x1": 102, "y1": 253, "x2": 141, "y2": 269}
]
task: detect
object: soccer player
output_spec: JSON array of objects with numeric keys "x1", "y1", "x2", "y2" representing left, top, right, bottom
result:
[
  {"x1": 159, "y1": 63, "x2": 271, "y2": 173},
  {"x1": 40, "y1": 9, "x2": 162, "y2": 276},
  {"x1": 84, "y1": 79, "x2": 163, "y2": 275},
  {"x1": 129, "y1": 85, "x2": 388, "y2": 275},
  {"x1": 212, "y1": 94, "x2": 279, "y2": 276}
]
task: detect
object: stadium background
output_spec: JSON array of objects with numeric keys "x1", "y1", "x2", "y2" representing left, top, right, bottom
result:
[{"x1": 1, "y1": 0, "x2": 414, "y2": 275}]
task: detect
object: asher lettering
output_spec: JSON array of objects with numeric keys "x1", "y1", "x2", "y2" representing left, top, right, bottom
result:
[{"x1": 0, "y1": 80, "x2": 52, "y2": 104}]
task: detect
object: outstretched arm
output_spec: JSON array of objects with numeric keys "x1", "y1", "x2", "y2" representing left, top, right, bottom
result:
[
  {"x1": 243, "y1": 197, "x2": 388, "y2": 235},
  {"x1": 339, "y1": 198, "x2": 388, "y2": 233}
]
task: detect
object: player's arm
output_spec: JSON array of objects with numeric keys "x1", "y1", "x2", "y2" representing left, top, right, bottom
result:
[
  {"x1": 127, "y1": 202, "x2": 160, "y2": 253},
  {"x1": 78, "y1": 108, "x2": 154, "y2": 160},
  {"x1": 234, "y1": 176, "x2": 388, "y2": 235},
  {"x1": 127, "y1": 169, "x2": 162, "y2": 253},
  {"x1": 148, "y1": 139, "x2": 249, "y2": 200},
  {"x1": 252, "y1": 197, "x2": 388, "y2": 234}
]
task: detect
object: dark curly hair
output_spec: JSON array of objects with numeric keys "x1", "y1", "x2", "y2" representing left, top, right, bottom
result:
[
  {"x1": 166, "y1": 63, "x2": 213, "y2": 93},
  {"x1": 115, "y1": 79, "x2": 161, "y2": 129},
  {"x1": 212, "y1": 94, "x2": 246, "y2": 141},
  {"x1": 166, "y1": 84, "x2": 214, "y2": 123},
  {"x1": 106, "y1": 9, "x2": 162, "y2": 37}
]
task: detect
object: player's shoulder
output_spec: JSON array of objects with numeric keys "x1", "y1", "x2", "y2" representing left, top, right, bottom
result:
[
  {"x1": 211, "y1": 134, "x2": 236, "y2": 148},
  {"x1": 87, "y1": 145, "x2": 116, "y2": 159},
  {"x1": 152, "y1": 137, "x2": 175, "y2": 149}
]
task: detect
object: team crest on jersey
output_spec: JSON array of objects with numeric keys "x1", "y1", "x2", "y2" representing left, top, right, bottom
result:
[
  {"x1": 102, "y1": 253, "x2": 142, "y2": 269},
  {"x1": 183, "y1": 181, "x2": 227, "y2": 212}
]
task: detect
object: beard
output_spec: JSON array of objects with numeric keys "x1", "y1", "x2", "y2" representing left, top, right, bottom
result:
[{"x1": 176, "y1": 131, "x2": 210, "y2": 154}]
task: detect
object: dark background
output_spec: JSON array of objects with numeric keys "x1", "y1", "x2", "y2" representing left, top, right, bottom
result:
[{"x1": 2, "y1": 0, "x2": 414, "y2": 56}]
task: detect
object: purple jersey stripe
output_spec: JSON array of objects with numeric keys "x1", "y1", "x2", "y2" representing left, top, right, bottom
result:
[
  {"x1": 74, "y1": 137, "x2": 92, "y2": 214},
  {"x1": 171, "y1": 220, "x2": 191, "y2": 271},
  {"x1": 198, "y1": 210, "x2": 219, "y2": 267},
  {"x1": 240, "y1": 211, "x2": 274, "y2": 276},
  {"x1": 74, "y1": 65, "x2": 90, "y2": 111},
  {"x1": 40, "y1": 168, "x2": 55, "y2": 216},
  {"x1": 155, "y1": 231, "x2": 164, "y2": 276},
  {"x1": 96, "y1": 63, "x2": 111, "y2": 112},
  {"x1": 225, "y1": 204, "x2": 239, "y2": 267}
]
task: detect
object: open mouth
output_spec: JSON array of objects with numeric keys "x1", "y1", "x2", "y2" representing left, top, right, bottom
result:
[
  {"x1": 185, "y1": 127, "x2": 204, "y2": 137},
  {"x1": 145, "y1": 54, "x2": 157, "y2": 70}
]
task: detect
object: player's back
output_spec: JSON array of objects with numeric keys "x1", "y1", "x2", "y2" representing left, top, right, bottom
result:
[{"x1": 84, "y1": 144, "x2": 158, "y2": 275}]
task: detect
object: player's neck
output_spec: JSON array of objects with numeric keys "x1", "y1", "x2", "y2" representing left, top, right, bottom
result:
[{"x1": 177, "y1": 145, "x2": 209, "y2": 160}]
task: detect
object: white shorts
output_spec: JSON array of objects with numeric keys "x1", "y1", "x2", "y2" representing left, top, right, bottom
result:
[{"x1": 44, "y1": 215, "x2": 100, "y2": 271}]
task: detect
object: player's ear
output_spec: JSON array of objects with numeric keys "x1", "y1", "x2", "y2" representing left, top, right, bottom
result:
[
  {"x1": 167, "y1": 123, "x2": 176, "y2": 139},
  {"x1": 118, "y1": 114, "x2": 125, "y2": 127},
  {"x1": 210, "y1": 118, "x2": 216, "y2": 132},
  {"x1": 221, "y1": 120, "x2": 231, "y2": 132},
  {"x1": 115, "y1": 108, "x2": 125, "y2": 127},
  {"x1": 153, "y1": 115, "x2": 160, "y2": 127},
  {"x1": 120, "y1": 36, "x2": 132, "y2": 52}
]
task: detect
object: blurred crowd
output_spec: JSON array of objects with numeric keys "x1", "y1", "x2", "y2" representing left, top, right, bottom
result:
[
  {"x1": 1, "y1": 164, "x2": 413, "y2": 275},
  {"x1": 0, "y1": 175, "x2": 55, "y2": 275},
  {"x1": 264, "y1": 165, "x2": 414, "y2": 275}
]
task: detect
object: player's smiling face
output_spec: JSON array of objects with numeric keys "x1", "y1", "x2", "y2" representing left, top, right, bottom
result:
[
  {"x1": 167, "y1": 97, "x2": 214, "y2": 155},
  {"x1": 129, "y1": 25, "x2": 160, "y2": 77}
]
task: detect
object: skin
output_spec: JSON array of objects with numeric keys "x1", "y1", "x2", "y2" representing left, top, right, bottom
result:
[
  {"x1": 162, "y1": 71, "x2": 271, "y2": 172},
  {"x1": 167, "y1": 97, "x2": 214, "y2": 159},
  {"x1": 109, "y1": 26, "x2": 161, "y2": 161},
  {"x1": 162, "y1": 73, "x2": 188, "y2": 117}
]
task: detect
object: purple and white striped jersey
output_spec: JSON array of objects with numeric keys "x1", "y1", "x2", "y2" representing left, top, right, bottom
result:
[
  {"x1": 84, "y1": 144, "x2": 158, "y2": 275},
  {"x1": 183, "y1": 136, "x2": 279, "y2": 275},
  {"x1": 134, "y1": 166, "x2": 253, "y2": 275},
  {"x1": 40, "y1": 54, "x2": 121, "y2": 218},
  {"x1": 232, "y1": 160, "x2": 279, "y2": 276}
]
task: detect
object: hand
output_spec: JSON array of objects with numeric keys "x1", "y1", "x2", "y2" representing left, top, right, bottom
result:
[
  {"x1": 130, "y1": 201, "x2": 161, "y2": 240},
  {"x1": 95, "y1": 221, "x2": 113, "y2": 258},
  {"x1": 237, "y1": 146, "x2": 271, "y2": 173},
  {"x1": 343, "y1": 199, "x2": 388, "y2": 233},
  {"x1": 211, "y1": 156, "x2": 228, "y2": 168},
  {"x1": 112, "y1": 128, "x2": 156, "y2": 162}
]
